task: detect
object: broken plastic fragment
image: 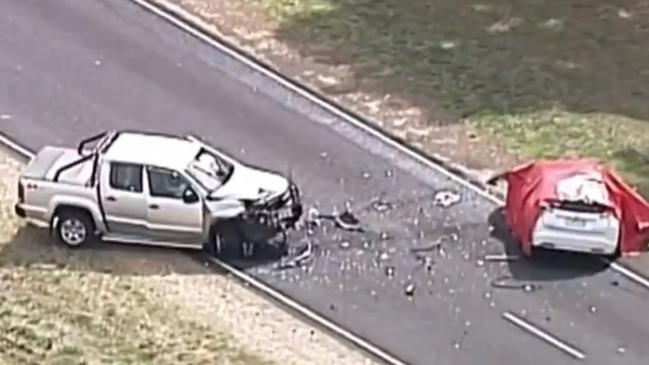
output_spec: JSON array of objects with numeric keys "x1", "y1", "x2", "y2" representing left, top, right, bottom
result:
[
  {"x1": 334, "y1": 210, "x2": 362, "y2": 231},
  {"x1": 433, "y1": 190, "x2": 461, "y2": 207},
  {"x1": 404, "y1": 282, "x2": 415, "y2": 297},
  {"x1": 371, "y1": 199, "x2": 394, "y2": 213},
  {"x1": 385, "y1": 266, "x2": 395, "y2": 278}
]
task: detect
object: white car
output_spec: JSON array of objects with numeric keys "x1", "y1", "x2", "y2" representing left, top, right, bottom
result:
[
  {"x1": 531, "y1": 173, "x2": 620, "y2": 256},
  {"x1": 14, "y1": 130, "x2": 303, "y2": 257}
]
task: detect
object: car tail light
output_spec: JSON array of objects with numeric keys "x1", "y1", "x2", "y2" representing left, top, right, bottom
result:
[{"x1": 17, "y1": 181, "x2": 24, "y2": 203}]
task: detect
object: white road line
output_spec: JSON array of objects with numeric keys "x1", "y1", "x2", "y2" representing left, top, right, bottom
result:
[
  {"x1": 0, "y1": 132, "x2": 35, "y2": 159},
  {"x1": 609, "y1": 261, "x2": 649, "y2": 290},
  {"x1": 207, "y1": 257, "x2": 408, "y2": 365},
  {"x1": 502, "y1": 311, "x2": 586, "y2": 361},
  {"x1": 131, "y1": 0, "x2": 649, "y2": 294}
]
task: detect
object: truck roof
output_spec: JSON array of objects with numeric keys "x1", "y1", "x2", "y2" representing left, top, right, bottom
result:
[{"x1": 102, "y1": 131, "x2": 202, "y2": 170}]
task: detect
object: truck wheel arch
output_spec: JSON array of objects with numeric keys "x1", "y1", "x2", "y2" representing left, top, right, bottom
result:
[{"x1": 51, "y1": 205, "x2": 97, "y2": 233}]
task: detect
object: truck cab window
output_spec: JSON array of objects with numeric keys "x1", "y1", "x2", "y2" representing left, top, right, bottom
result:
[
  {"x1": 147, "y1": 166, "x2": 192, "y2": 199},
  {"x1": 109, "y1": 162, "x2": 143, "y2": 192}
]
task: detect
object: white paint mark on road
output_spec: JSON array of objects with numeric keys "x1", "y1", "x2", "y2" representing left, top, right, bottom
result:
[
  {"x1": 609, "y1": 261, "x2": 649, "y2": 291},
  {"x1": 502, "y1": 311, "x2": 586, "y2": 361}
]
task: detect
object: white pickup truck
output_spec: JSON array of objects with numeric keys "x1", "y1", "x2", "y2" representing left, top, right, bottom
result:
[{"x1": 14, "y1": 130, "x2": 303, "y2": 257}]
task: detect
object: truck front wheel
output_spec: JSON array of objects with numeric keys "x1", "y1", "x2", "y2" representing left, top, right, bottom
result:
[
  {"x1": 208, "y1": 219, "x2": 245, "y2": 258},
  {"x1": 54, "y1": 209, "x2": 95, "y2": 248}
]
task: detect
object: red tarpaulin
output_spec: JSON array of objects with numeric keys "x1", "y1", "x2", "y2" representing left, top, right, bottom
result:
[{"x1": 500, "y1": 159, "x2": 649, "y2": 256}]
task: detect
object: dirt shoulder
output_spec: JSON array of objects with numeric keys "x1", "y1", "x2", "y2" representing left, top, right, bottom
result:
[{"x1": 0, "y1": 149, "x2": 374, "y2": 365}]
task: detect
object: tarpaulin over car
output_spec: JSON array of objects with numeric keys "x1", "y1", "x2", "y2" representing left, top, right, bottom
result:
[{"x1": 497, "y1": 159, "x2": 649, "y2": 256}]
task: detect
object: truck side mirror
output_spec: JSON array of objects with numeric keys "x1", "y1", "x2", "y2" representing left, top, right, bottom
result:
[{"x1": 182, "y1": 187, "x2": 199, "y2": 204}]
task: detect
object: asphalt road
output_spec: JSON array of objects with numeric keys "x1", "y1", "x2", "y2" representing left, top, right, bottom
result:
[{"x1": 1, "y1": 1, "x2": 649, "y2": 364}]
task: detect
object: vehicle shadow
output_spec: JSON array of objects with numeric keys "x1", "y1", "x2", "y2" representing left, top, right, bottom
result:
[
  {"x1": 0, "y1": 225, "x2": 291, "y2": 276},
  {"x1": 0, "y1": 225, "x2": 218, "y2": 276},
  {"x1": 487, "y1": 207, "x2": 610, "y2": 283}
]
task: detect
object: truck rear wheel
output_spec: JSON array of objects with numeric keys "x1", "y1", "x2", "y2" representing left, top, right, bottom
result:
[{"x1": 55, "y1": 209, "x2": 95, "y2": 248}]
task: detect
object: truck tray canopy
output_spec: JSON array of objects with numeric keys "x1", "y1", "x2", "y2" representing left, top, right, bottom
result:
[{"x1": 500, "y1": 159, "x2": 649, "y2": 256}]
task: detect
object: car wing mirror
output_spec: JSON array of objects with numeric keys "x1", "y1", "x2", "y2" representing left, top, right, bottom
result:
[{"x1": 182, "y1": 188, "x2": 199, "y2": 204}]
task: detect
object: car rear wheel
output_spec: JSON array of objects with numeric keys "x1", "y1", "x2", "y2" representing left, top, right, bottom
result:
[{"x1": 55, "y1": 209, "x2": 95, "y2": 248}]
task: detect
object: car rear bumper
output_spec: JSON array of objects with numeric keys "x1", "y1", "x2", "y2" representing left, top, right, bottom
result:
[{"x1": 532, "y1": 231, "x2": 618, "y2": 255}]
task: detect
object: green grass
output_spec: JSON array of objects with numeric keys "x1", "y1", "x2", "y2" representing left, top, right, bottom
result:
[{"x1": 248, "y1": 0, "x2": 649, "y2": 196}]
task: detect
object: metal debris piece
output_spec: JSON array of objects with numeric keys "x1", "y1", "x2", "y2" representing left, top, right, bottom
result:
[
  {"x1": 371, "y1": 199, "x2": 394, "y2": 213},
  {"x1": 484, "y1": 253, "x2": 520, "y2": 262},
  {"x1": 404, "y1": 282, "x2": 416, "y2": 298},
  {"x1": 385, "y1": 266, "x2": 395, "y2": 278},
  {"x1": 491, "y1": 275, "x2": 541, "y2": 292},
  {"x1": 433, "y1": 190, "x2": 461, "y2": 207},
  {"x1": 275, "y1": 241, "x2": 315, "y2": 270},
  {"x1": 334, "y1": 210, "x2": 363, "y2": 231}
]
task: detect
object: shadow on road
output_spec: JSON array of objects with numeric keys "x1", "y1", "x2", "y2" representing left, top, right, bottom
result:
[
  {"x1": 487, "y1": 207, "x2": 610, "y2": 283},
  {"x1": 0, "y1": 225, "x2": 289, "y2": 276}
]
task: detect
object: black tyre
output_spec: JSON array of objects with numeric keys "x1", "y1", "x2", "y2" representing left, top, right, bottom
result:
[
  {"x1": 54, "y1": 209, "x2": 95, "y2": 248},
  {"x1": 209, "y1": 220, "x2": 245, "y2": 258}
]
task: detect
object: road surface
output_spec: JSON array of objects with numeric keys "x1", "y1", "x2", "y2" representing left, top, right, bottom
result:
[{"x1": 1, "y1": 1, "x2": 648, "y2": 364}]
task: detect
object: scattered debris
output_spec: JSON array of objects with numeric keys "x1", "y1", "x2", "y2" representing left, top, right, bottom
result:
[
  {"x1": 379, "y1": 252, "x2": 390, "y2": 261},
  {"x1": 379, "y1": 231, "x2": 391, "y2": 240},
  {"x1": 275, "y1": 241, "x2": 315, "y2": 270},
  {"x1": 617, "y1": 346, "x2": 626, "y2": 354},
  {"x1": 588, "y1": 305, "x2": 597, "y2": 314},
  {"x1": 0, "y1": 114, "x2": 11, "y2": 120},
  {"x1": 371, "y1": 199, "x2": 395, "y2": 213},
  {"x1": 334, "y1": 210, "x2": 363, "y2": 232},
  {"x1": 339, "y1": 241, "x2": 351, "y2": 249},
  {"x1": 362, "y1": 171, "x2": 372, "y2": 179},
  {"x1": 490, "y1": 275, "x2": 541, "y2": 292},
  {"x1": 475, "y1": 259, "x2": 485, "y2": 267},
  {"x1": 433, "y1": 190, "x2": 461, "y2": 208},
  {"x1": 384, "y1": 169, "x2": 394, "y2": 178}
]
